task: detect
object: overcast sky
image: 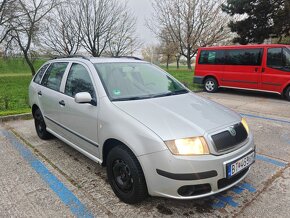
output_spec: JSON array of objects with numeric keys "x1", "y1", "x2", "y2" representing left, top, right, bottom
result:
[{"x1": 125, "y1": 0, "x2": 158, "y2": 45}]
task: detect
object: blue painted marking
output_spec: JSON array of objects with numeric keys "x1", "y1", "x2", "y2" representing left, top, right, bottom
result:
[
  {"x1": 216, "y1": 195, "x2": 239, "y2": 208},
  {"x1": 211, "y1": 200, "x2": 226, "y2": 209},
  {"x1": 256, "y1": 154, "x2": 287, "y2": 167},
  {"x1": 240, "y1": 113, "x2": 290, "y2": 125},
  {"x1": 238, "y1": 183, "x2": 256, "y2": 193},
  {"x1": 231, "y1": 186, "x2": 244, "y2": 194},
  {"x1": 2, "y1": 130, "x2": 94, "y2": 218}
]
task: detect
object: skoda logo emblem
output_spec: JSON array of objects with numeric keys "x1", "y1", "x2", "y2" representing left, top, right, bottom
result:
[{"x1": 229, "y1": 127, "x2": 236, "y2": 136}]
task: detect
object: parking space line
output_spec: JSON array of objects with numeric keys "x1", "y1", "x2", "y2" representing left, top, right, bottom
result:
[
  {"x1": 216, "y1": 195, "x2": 239, "y2": 207},
  {"x1": 1, "y1": 130, "x2": 94, "y2": 218},
  {"x1": 256, "y1": 154, "x2": 287, "y2": 167},
  {"x1": 238, "y1": 183, "x2": 256, "y2": 193},
  {"x1": 240, "y1": 113, "x2": 290, "y2": 125}
]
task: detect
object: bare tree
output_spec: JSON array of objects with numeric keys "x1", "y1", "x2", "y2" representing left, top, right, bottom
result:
[
  {"x1": 106, "y1": 9, "x2": 141, "y2": 57},
  {"x1": 157, "y1": 28, "x2": 180, "y2": 69},
  {"x1": 42, "y1": 1, "x2": 82, "y2": 55},
  {"x1": 9, "y1": 0, "x2": 58, "y2": 75},
  {"x1": 0, "y1": 0, "x2": 17, "y2": 44},
  {"x1": 78, "y1": 0, "x2": 140, "y2": 57},
  {"x1": 149, "y1": 0, "x2": 230, "y2": 69}
]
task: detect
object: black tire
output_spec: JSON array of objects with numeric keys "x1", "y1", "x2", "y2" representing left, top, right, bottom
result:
[
  {"x1": 204, "y1": 77, "x2": 218, "y2": 93},
  {"x1": 106, "y1": 145, "x2": 148, "y2": 204},
  {"x1": 285, "y1": 86, "x2": 290, "y2": 101},
  {"x1": 33, "y1": 108, "x2": 53, "y2": 140}
]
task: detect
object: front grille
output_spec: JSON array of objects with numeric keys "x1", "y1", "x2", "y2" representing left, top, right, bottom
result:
[
  {"x1": 211, "y1": 123, "x2": 248, "y2": 152},
  {"x1": 218, "y1": 168, "x2": 249, "y2": 189}
]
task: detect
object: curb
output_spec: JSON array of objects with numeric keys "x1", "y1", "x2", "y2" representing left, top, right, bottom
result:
[{"x1": 0, "y1": 113, "x2": 32, "y2": 122}]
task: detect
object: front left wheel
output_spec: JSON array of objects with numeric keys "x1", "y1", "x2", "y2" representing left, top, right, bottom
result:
[
  {"x1": 33, "y1": 108, "x2": 53, "y2": 140},
  {"x1": 106, "y1": 145, "x2": 148, "y2": 204}
]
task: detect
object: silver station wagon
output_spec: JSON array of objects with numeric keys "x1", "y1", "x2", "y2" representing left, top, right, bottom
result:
[{"x1": 29, "y1": 56, "x2": 255, "y2": 204}]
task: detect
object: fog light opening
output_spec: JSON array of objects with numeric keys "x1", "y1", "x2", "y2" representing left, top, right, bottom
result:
[{"x1": 177, "y1": 184, "x2": 211, "y2": 196}]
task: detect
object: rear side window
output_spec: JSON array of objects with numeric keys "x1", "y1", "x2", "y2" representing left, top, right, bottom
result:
[
  {"x1": 33, "y1": 64, "x2": 49, "y2": 84},
  {"x1": 65, "y1": 63, "x2": 96, "y2": 98},
  {"x1": 198, "y1": 50, "x2": 224, "y2": 64},
  {"x1": 225, "y1": 49, "x2": 262, "y2": 66},
  {"x1": 41, "y1": 62, "x2": 68, "y2": 91},
  {"x1": 267, "y1": 48, "x2": 290, "y2": 71}
]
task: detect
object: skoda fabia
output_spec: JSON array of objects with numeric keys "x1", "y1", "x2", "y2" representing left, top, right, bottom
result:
[{"x1": 29, "y1": 56, "x2": 255, "y2": 204}]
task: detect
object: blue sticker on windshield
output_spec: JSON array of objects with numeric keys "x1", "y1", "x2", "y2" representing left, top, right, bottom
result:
[{"x1": 113, "y1": 89, "x2": 121, "y2": 95}]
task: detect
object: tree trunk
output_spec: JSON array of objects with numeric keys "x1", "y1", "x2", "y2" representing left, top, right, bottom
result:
[
  {"x1": 166, "y1": 55, "x2": 169, "y2": 69},
  {"x1": 176, "y1": 55, "x2": 180, "y2": 69},
  {"x1": 186, "y1": 55, "x2": 192, "y2": 70},
  {"x1": 24, "y1": 51, "x2": 36, "y2": 76}
]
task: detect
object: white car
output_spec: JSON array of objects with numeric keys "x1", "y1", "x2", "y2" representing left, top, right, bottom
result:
[{"x1": 29, "y1": 56, "x2": 255, "y2": 204}]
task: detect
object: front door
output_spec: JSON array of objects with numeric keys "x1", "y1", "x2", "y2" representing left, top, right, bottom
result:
[
  {"x1": 58, "y1": 62, "x2": 100, "y2": 157},
  {"x1": 261, "y1": 47, "x2": 290, "y2": 93}
]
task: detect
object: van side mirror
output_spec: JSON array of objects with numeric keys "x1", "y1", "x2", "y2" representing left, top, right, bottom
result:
[{"x1": 75, "y1": 92, "x2": 96, "y2": 106}]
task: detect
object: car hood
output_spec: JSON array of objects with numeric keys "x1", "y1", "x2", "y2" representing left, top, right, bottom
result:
[{"x1": 113, "y1": 93, "x2": 241, "y2": 140}]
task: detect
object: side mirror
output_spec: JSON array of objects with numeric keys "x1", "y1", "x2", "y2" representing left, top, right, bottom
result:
[{"x1": 74, "y1": 92, "x2": 96, "y2": 106}]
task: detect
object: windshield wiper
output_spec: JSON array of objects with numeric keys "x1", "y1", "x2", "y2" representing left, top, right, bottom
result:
[
  {"x1": 151, "y1": 89, "x2": 189, "y2": 98},
  {"x1": 171, "y1": 89, "x2": 189, "y2": 95},
  {"x1": 112, "y1": 96, "x2": 151, "y2": 101}
]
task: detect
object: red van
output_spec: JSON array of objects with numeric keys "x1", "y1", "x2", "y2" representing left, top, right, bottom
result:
[{"x1": 194, "y1": 44, "x2": 290, "y2": 101}]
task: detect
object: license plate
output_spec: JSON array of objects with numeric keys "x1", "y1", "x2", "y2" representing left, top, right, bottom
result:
[{"x1": 227, "y1": 151, "x2": 255, "y2": 178}]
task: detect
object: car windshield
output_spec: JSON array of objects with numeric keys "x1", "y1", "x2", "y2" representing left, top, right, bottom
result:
[{"x1": 94, "y1": 62, "x2": 188, "y2": 101}]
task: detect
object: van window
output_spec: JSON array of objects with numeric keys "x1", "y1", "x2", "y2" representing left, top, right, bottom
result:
[
  {"x1": 225, "y1": 49, "x2": 262, "y2": 66},
  {"x1": 41, "y1": 62, "x2": 68, "y2": 91},
  {"x1": 199, "y1": 50, "x2": 224, "y2": 64},
  {"x1": 267, "y1": 48, "x2": 290, "y2": 71}
]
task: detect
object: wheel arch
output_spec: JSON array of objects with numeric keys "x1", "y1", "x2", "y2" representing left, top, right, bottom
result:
[
  {"x1": 32, "y1": 104, "x2": 40, "y2": 117},
  {"x1": 203, "y1": 75, "x2": 219, "y2": 86},
  {"x1": 102, "y1": 138, "x2": 137, "y2": 167}
]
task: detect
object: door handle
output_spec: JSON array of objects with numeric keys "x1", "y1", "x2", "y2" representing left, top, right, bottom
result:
[
  {"x1": 254, "y1": 67, "x2": 259, "y2": 72},
  {"x1": 59, "y1": 100, "x2": 65, "y2": 106},
  {"x1": 37, "y1": 91, "x2": 42, "y2": 96},
  {"x1": 262, "y1": 67, "x2": 265, "y2": 73}
]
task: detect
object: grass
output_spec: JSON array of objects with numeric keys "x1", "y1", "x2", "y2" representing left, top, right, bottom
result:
[
  {"x1": 165, "y1": 68, "x2": 202, "y2": 91},
  {"x1": 0, "y1": 57, "x2": 45, "y2": 116},
  {"x1": 0, "y1": 58, "x2": 202, "y2": 116},
  {"x1": 0, "y1": 75, "x2": 32, "y2": 116}
]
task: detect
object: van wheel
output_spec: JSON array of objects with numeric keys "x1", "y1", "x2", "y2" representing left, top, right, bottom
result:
[
  {"x1": 106, "y1": 145, "x2": 148, "y2": 204},
  {"x1": 33, "y1": 108, "x2": 52, "y2": 140},
  {"x1": 204, "y1": 77, "x2": 218, "y2": 93},
  {"x1": 285, "y1": 86, "x2": 290, "y2": 101}
]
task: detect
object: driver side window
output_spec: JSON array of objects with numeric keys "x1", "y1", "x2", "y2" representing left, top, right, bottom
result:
[{"x1": 65, "y1": 63, "x2": 96, "y2": 98}]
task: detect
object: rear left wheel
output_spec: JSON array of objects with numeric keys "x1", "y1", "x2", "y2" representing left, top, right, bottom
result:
[
  {"x1": 106, "y1": 145, "x2": 148, "y2": 204},
  {"x1": 285, "y1": 86, "x2": 290, "y2": 101},
  {"x1": 204, "y1": 77, "x2": 218, "y2": 93},
  {"x1": 33, "y1": 108, "x2": 53, "y2": 140}
]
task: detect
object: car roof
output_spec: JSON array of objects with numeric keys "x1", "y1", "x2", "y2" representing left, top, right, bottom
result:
[
  {"x1": 50, "y1": 56, "x2": 146, "y2": 64},
  {"x1": 199, "y1": 44, "x2": 290, "y2": 50}
]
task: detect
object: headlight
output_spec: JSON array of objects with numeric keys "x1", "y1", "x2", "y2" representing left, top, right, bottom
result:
[
  {"x1": 165, "y1": 137, "x2": 209, "y2": 155},
  {"x1": 241, "y1": 118, "x2": 249, "y2": 134}
]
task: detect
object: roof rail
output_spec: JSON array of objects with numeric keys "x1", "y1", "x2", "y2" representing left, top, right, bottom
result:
[
  {"x1": 53, "y1": 55, "x2": 90, "y2": 61},
  {"x1": 113, "y1": 56, "x2": 142, "y2": 61}
]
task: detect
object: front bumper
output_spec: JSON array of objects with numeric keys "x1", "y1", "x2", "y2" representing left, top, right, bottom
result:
[{"x1": 138, "y1": 134, "x2": 255, "y2": 199}]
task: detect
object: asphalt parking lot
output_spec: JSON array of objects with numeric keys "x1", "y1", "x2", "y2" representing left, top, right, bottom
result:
[{"x1": 1, "y1": 89, "x2": 290, "y2": 217}]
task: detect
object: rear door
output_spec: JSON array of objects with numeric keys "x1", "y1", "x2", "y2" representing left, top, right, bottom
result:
[
  {"x1": 38, "y1": 62, "x2": 69, "y2": 134},
  {"x1": 58, "y1": 62, "x2": 100, "y2": 157},
  {"x1": 221, "y1": 48, "x2": 263, "y2": 89},
  {"x1": 261, "y1": 47, "x2": 290, "y2": 93}
]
